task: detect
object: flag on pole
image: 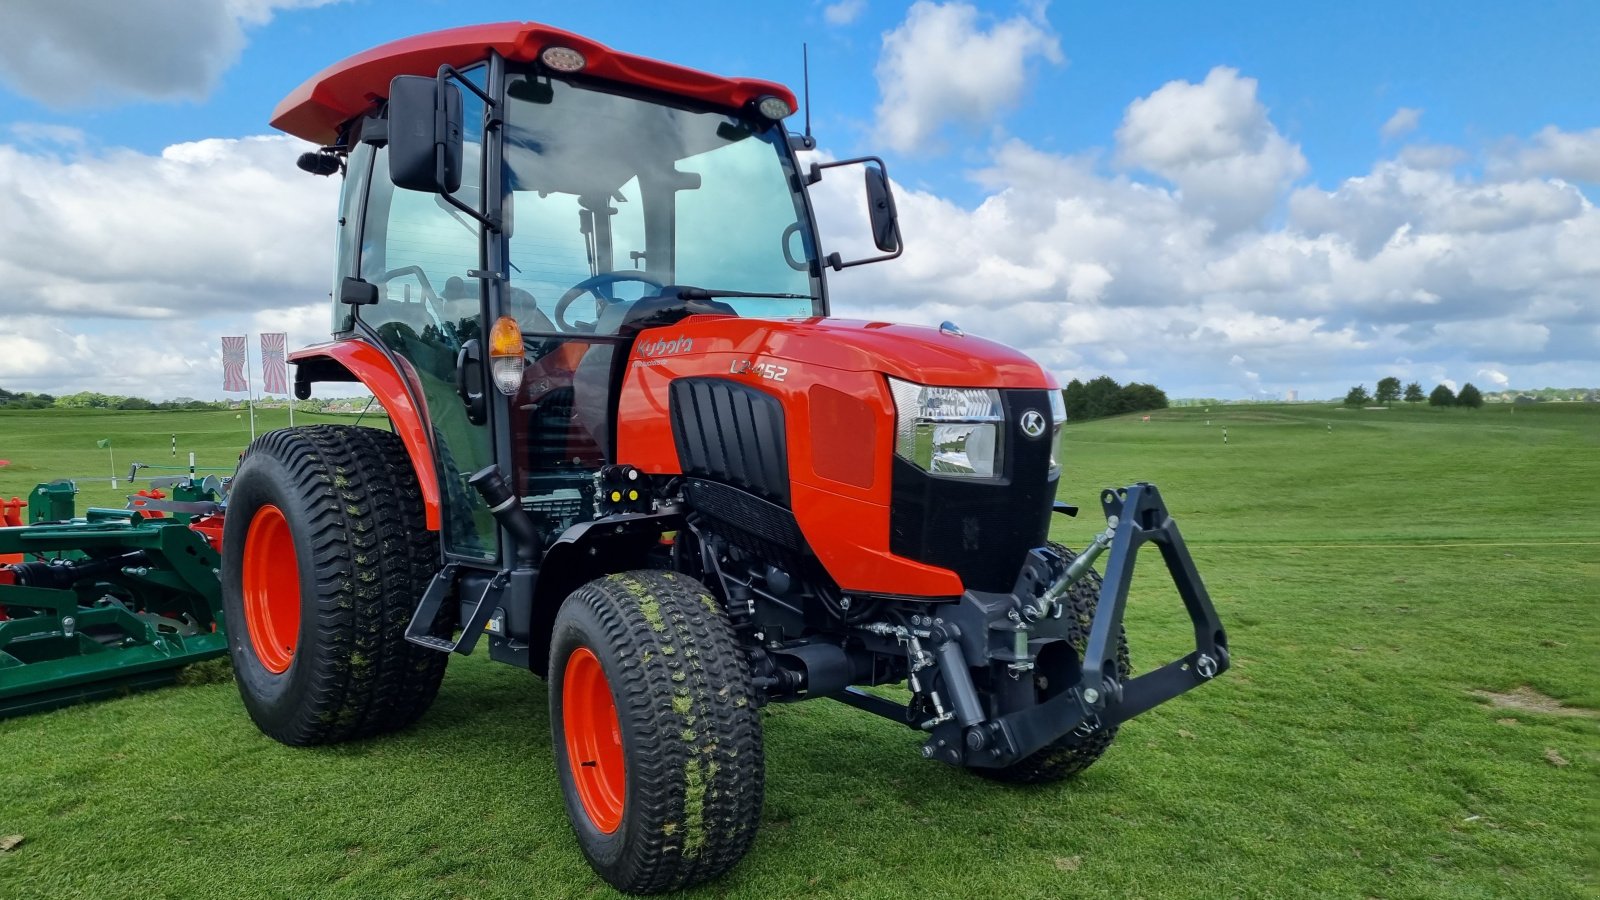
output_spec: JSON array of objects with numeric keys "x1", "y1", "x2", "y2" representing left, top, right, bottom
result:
[
  {"x1": 261, "y1": 332, "x2": 288, "y2": 395},
  {"x1": 222, "y1": 336, "x2": 249, "y2": 392},
  {"x1": 96, "y1": 438, "x2": 111, "y2": 449}
]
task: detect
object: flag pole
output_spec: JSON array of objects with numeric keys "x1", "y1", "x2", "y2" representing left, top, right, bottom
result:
[{"x1": 246, "y1": 332, "x2": 258, "y2": 441}]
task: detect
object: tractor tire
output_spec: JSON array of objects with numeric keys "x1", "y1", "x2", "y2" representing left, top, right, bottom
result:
[
  {"x1": 973, "y1": 543, "x2": 1132, "y2": 785},
  {"x1": 222, "y1": 424, "x2": 447, "y2": 746},
  {"x1": 550, "y1": 570, "x2": 764, "y2": 894}
]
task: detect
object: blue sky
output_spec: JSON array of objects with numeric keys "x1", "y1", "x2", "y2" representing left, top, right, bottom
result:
[
  {"x1": 7, "y1": 2, "x2": 1595, "y2": 191},
  {"x1": 0, "y1": 1, "x2": 1595, "y2": 400}
]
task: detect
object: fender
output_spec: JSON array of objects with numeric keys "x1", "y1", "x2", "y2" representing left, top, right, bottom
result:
[{"x1": 289, "y1": 339, "x2": 441, "y2": 530}]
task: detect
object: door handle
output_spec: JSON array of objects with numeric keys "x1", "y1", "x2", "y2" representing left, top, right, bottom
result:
[{"x1": 456, "y1": 338, "x2": 486, "y2": 425}]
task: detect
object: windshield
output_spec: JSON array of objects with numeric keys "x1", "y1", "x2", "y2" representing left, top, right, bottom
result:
[{"x1": 500, "y1": 71, "x2": 821, "y2": 334}]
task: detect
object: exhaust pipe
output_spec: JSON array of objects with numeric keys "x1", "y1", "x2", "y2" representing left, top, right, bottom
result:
[{"x1": 467, "y1": 466, "x2": 539, "y2": 566}]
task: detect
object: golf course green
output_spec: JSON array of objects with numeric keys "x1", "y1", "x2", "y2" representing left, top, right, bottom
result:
[{"x1": 1, "y1": 401, "x2": 1595, "y2": 898}]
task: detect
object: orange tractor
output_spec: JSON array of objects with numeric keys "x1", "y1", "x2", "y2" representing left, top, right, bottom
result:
[{"x1": 235, "y1": 22, "x2": 1229, "y2": 892}]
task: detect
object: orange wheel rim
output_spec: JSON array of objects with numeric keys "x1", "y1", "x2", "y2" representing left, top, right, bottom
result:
[
  {"x1": 563, "y1": 647, "x2": 626, "y2": 833},
  {"x1": 241, "y1": 504, "x2": 300, "y2": 674}
]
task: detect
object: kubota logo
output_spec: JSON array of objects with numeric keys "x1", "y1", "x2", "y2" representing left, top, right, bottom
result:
[
  {"x1": 1020, "y1": 410, "x2": 1047, "y2": 438},
  {"x1": 636, "y1": 336, "x2": 693, "y2": 357}
]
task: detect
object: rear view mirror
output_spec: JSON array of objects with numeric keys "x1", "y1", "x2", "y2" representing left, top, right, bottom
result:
[
  {"x1": 864, "y1": 166, "x2": 899, "y2": 253},
  {"x1": 387, "y1": 75, "x2": 463, "y2": 193},
  {"x1": 805, "y1": 155, "x2": 904, "y2": 270}
]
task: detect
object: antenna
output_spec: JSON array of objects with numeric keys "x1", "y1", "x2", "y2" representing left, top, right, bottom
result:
[{"x1": 800, "y1": 43, "x2": 816, "y2": 150}]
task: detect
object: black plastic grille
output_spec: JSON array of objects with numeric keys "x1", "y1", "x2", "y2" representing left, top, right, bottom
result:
[{"x1": 669, "y1": 377, "x2": 789, "y2": 505}]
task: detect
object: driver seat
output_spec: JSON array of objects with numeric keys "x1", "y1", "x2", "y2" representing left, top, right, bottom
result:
[{"x1": 569, "y1": 290, "x2": 738, "y2": 461}]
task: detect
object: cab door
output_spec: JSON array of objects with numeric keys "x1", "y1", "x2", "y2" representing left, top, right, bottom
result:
[{"x1": 347, "y1": 70, "x2": 499, "y2": 562}]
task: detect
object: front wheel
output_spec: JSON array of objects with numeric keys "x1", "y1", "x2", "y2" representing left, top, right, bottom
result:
[{"x1": 550, "y1": 571, "x2": 764, "y2": 894}]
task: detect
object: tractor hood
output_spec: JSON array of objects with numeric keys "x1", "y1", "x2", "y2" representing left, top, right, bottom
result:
[{"x1": 639, "y1": 316, "x2": 1054, "y2": 389}]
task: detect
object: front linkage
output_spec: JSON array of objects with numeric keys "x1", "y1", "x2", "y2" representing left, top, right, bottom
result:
[{"x1": 837, "y1": 482, "x2": 1230, "y2": 769}]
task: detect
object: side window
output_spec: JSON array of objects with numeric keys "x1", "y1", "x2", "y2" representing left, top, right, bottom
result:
[
  {"x1": 331, "y1": 143, "x2": 373, "y2": 334},
  {"x1": 361, "y1": 158, "x2": 483, "y2": 350},
  {"x1": 358, "y1": 67, "x2": 497, "y2": 560}
]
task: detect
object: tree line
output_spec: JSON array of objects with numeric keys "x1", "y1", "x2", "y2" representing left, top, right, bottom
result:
[
  {"x1": 1062, "y1": 376, "x2": 1170, "y2": 422},
  {"x1": 1344, "y1": 377, "x2": 1483, "y2": 408},
  {"x1": 0, "y1": 388, "x2": 239, "y2": 411}
]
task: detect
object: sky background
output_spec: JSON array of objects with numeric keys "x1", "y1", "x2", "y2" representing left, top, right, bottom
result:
[{"x1": 0, "y1": 0, "x2": 1595, "y2": 401}]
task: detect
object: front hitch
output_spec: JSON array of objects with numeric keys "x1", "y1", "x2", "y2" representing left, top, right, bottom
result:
[
  {"x1": 954, "y1": 482, "x2": 1231, "y2": 768},
  {"x1": 1074, "y1": 483, "x2": 1229, "y2": 723}
]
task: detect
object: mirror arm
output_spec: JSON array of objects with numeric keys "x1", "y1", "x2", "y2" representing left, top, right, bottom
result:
[
  {"x1": 439, "y1": 189, "x2": 501, "y2": 233},
  {"x1": 825, "y1": 229, "x2": 903, "y2": 271},
  {"x1": 810, "y1": 156, "x2": 904, "y2": 269},
  {"x1": 430, "y1": 64, "x2": 498, "y2": 233}
]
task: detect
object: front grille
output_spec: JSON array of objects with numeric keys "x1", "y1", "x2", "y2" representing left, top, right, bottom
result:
[{"x1": 888, "y1": 388, "x2": 1057, "y2": 593}]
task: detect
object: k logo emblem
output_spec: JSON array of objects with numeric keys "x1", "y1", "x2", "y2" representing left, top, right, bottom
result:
[{"x1": 1020, "y1": 410, "x2": 1047, "y2": 438}]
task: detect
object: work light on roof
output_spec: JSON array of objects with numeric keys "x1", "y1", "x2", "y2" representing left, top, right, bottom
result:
[
  {"x1": 756, "y1": 95, "x2": 794, "y2": 120},
  {"x1": 540, "y1": 46, "x2": 587, "y2": 73}
]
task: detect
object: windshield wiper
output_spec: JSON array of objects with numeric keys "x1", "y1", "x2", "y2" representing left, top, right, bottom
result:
[{"x1": 676, "y1": 286, "x2": 811, "y2": 301}]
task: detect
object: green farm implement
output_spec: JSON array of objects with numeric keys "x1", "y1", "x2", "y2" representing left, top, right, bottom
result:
[{"x1": 0, "y1": 479, "x2": 229, "y2": 718}]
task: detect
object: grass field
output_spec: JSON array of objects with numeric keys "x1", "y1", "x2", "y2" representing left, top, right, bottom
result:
[{"x1": 1, "y1": 402, "x2": 1596, "y2": 898}]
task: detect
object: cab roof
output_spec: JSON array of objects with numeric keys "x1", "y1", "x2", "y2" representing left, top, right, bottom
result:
[{"x1": 271, "y1": 21, "x2": 798, "y2": 145}]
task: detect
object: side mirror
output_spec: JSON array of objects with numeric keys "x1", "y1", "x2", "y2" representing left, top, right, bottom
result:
[
  {"x1": 387, "y1": 74, "x2": 463, "y2": 193},
  {"x1": 339, "y1": 276, "x2": 379, "y2": 306},
  {"x1": 806, "y1": 155, "x2": 905, "y2": 270},
  {"x1": 864, "y1": 166, "x2": 900, "y2": 253}
]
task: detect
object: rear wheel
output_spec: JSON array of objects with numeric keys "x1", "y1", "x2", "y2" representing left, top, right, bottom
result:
[
  {"x1": 972, "y1": 543, "x2": 1132, "y2": 785},
  {"x1": 222, "y1": 424, "x2": 447, "y2": 745},
  {"x1": 550, "y1": 570, "x2": 764, "y2": 894}
]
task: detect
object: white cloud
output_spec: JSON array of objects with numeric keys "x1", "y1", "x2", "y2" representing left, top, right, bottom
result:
[
  {"x1": 1397, "y1": 143, "x2": 1466, "y2": 170},
  {"x1": 823, "y1": 0, "x2": 866, "y2": 26},
  {"x1": 2, "y1": 82, "x2": 1595, "y2": 403},
  {"x1": 1381, "y1": 107, "x2": 1422, "y2": 140},
  {"x1": 0, "y1": 134, "x2": 340, "y2": 398},
  {"x1": 0, "y1": 0, "x2": 344, "y2": 106},
  {"x1": 1115, "y1": 67, "x2": 1307, "y2": 234},
  {"x1": 1490, "y1": 125, "x2": 1600, "y2": 183},
  {"x1": 1476, "y1": 367, "x2": 1510, "y2": 389},
  {"x1": 808, "y1": 104, "x2": 1599, "y2": 398},
  {"x1": 0, "y1": 136, "x2": 336, "y2": 321},
  {"x1": 874, "y1": 1, "x2": 1063, "y2": 153}
]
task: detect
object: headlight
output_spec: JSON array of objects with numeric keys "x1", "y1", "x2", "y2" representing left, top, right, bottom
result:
[
  {"x1": 1048, "y1": 389, "x2": 1066, "y2": 472},
  {"x1": 888, "y1": 377, "x2": 1003, "y2": 477}
]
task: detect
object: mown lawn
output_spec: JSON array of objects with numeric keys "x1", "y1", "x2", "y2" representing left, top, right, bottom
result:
[{"x1": 1, "y1": 402, "x2": 1596, "y2": 898}]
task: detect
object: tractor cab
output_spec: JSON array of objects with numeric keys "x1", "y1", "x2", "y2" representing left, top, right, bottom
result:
[{"x1": 285, "y1": 25, "x2": 894, "y2": 564}]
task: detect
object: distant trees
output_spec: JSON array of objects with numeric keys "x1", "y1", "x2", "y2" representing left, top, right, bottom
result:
[
  {"x1": 1403, "y1": 381, "x2": 1425, "y2": 403},
  {"x1": 0, "y1": 387, "x2": 229, "y2": 411},
  {"x1": 1375, "y1": 376, "x2": 1402, "y2": 405},
  {"x1": 0, "y1": 387, "x2": 55, "y2": 409},
  {"x1": 1423, "y1": 382, "x2": 1482, "y2": 408},
  {"x1": 1061, "y1": 376, "x2": 1169, "y2": 422},
  {"x1": 1344, "y1": 384, "x2": 1371, "y2": 406}
]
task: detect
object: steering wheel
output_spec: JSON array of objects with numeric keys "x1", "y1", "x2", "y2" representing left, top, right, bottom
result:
[{"x1": 553, "y1": 272, "x2": 665, "y2": 332}]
